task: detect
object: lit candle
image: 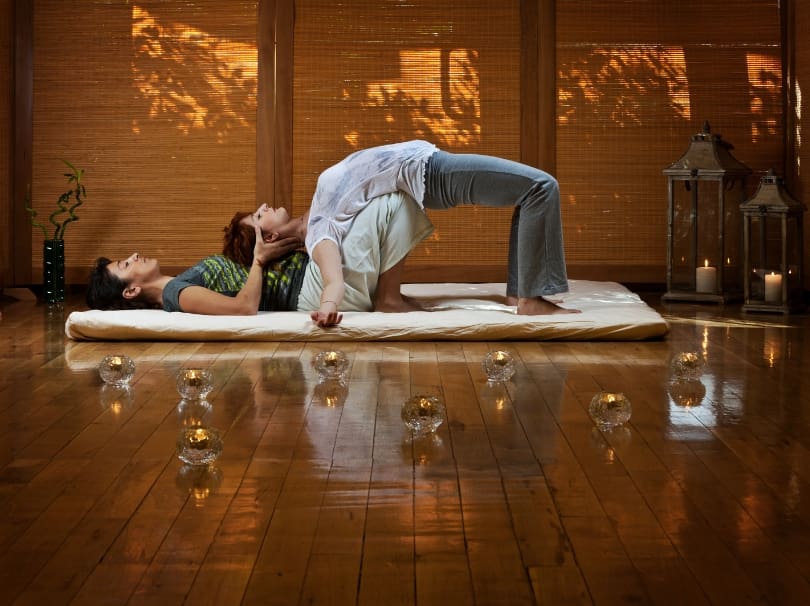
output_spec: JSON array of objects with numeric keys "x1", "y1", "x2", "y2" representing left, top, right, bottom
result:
[
  {"x1": 188, "y1": 428, "x2": 210, "y2": 449},
  {"x1": 313, "y1": 350, "x2": 348, "y2": 380},
  {"x1": 589, "y1": 391, "x2": 632, "y2": 429},
  {"x1": 185, "y1": 370, "x2": 202, "y2": 386},
  {"x1": 764, "y1": 272, "x2": 782, "y2": 303},
  {"x1": 401, "y1": 394, "x2": 446, "y2": 434},
  {"x1": 176, "y1": 426, "x2": 223, "y2": 465},
  {"x1": 99, "y1": 354, "x2": 135, "y2": 386},
  {"x1": 695, "y1": 260, "x2": 717, "y2": 293},
  {"x1": 176, "y1": 368, "x2": 213, "y2": 399},
  {"x1": 482, "y1": 350, "x2": 516, "y2": 382},
  {"x1": 670, "y1": 351, "x2": 704, "y2": 381}
]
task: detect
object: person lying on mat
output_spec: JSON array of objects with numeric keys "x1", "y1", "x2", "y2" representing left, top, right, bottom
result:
[
  {"x1": 85, "y1": 191, "x2": 433, "y2": 327},
  {"x1": 226, "y1": 140, "x2": 578, "y2": 324}
]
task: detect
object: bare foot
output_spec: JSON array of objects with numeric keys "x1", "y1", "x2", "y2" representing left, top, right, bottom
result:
[
  {"x1": 517, "y1": 297, "x2": 580, "y2": 315},
  {"x1": 374, "y1": 295, "x2": 424, "y2": 313}
]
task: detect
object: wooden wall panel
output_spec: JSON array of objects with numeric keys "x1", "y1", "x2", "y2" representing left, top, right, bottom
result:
[{"x1": 30, "y1": 1, "x2": 259, "y2": 282}]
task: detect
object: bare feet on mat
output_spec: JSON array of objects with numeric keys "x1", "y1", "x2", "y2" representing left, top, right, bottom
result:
[
  {"x1": 517, "y1": 296, "x2": 580, "y2": 315},
  {"x1": 374, "y1": 294, "x2": 424, "y2": 313}
]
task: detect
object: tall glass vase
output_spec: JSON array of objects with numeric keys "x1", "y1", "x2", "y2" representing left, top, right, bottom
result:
[{"x1": 43, "y1": 239, "x2": 65, "y2": 304}]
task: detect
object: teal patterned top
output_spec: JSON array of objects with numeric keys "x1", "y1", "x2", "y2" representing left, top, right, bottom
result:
[{"x1": 162, "y1": 252, "x2": 309, "y2": 312}]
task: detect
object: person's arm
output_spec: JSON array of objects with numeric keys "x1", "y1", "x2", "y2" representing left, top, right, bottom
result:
[
  {"x1": 310, "y1": 239, "x2": 345, "y2": 327},
  {"x1": 178, "y1": 221, "x2": 277, "y2": 315}
]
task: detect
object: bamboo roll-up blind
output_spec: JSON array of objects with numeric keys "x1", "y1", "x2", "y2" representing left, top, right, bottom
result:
[
  {"x1": 31, "y1": 1, "x2": 258, "y2": 279},
  {"x1": 557, "y1": 0, "x2": 783, "y2": 280},
  {"x1": 292, "y1": 0, "x2": 521, "y2": 281},
  {"x1": 0, "y1": 0, "x2": 11, "y2": 287}
]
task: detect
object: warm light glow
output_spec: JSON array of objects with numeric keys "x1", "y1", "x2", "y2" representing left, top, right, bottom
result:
[
  {"x1": 746, "y1": 53, "x2": 781, "y2": 143},
  {"x1": 557, "y1": 47, "x2": 690, "y2": 125},
  {"x1": 131, "y1": 5, "x2": 257, "y2": 139},
  {"x1": 361, "y1": 49, "x2": 481, "y2": 146},
  {"x1": 796, "y1": 80, "x2": 802, "y2": 176},
  {"x1": 702, "y1": 327, "x2": 709, "y2": 358}
]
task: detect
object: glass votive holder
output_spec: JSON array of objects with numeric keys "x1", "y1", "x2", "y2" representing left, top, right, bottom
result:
[
  {"x1": 589, "y1": 391, "x2": 632, "y2": 430},
  {"x1": 313, "y1": 379, "x2": 349, "y2": 407},
  {"x1": 668, "y1": 378, "x2": 707, "y2": 408},
  {"x1": 176, "y1": 463, "x2": 223, "y2": 505},
  {"x1": 176, "y1": 398, "x2": 213, "y2": 427},
  {"x1": 99, "y1": 384, "x2": 134, "y2": 414},
  {"x1": 98, "y1": 355, "x2": 135, "y2": 386},
  {"x1": 176, "y1": 426, "x2": 223, "y2": 466},
  {"x1": 313, "y1": 350, "x2": 349, "y2": 381},
  {"x1": 401, "y1": 395, "x2": 446, "y2": 435},
  {"x1": 482, "y1": 350, "x2": 515, "y2": 382},
  {"x1": 670, "y1": 352, "x2": 704, "y2": 382},
  {"x1": 176, "y1": 368, "x2": 213, "y2": 400}
]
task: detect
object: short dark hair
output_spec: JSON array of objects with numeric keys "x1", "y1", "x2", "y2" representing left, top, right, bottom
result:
[{"x1": 85, "y1": 257, "x2": 156, "y2": 310}]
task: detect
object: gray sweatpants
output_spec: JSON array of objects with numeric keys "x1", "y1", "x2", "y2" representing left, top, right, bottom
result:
[{"x1": 422, "y1": 150, "x2": 569, "y2": 298}]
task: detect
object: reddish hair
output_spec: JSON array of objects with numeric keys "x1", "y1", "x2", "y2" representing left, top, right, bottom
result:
[{"x1": 222, "y1": 211, "x2": 256, "y2": 267}]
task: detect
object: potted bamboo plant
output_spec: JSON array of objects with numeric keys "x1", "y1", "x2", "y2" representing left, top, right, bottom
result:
[{"x1": 25, "y1": 160, "x2": 87, "y2": 304}]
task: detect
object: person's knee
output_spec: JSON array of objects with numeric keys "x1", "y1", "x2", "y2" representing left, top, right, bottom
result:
[{"x1": 523, "y1": 174, "x2": 559, "y2": 208}]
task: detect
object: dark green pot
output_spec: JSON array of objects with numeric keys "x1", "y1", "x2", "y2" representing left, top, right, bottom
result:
[{"x1": 43, "y1": 239, "x2": 65, "y2": 304}]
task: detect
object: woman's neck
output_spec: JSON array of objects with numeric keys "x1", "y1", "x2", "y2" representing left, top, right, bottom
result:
[
  {"x1": 277, "y1": 211, "x2": 309, "y2": 241},
  {"x1": 140, "y1": 275, "x2": 174, "y2": 306}
]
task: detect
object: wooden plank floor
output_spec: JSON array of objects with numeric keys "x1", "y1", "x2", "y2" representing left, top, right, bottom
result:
[{"x1": 2, "y1": 290, "x2": 810, "y2": 605}]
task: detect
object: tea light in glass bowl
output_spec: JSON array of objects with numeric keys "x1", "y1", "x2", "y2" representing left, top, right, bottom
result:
[
  {"x1": 176, "y1": 426, "x2": 223, "y2": 466},
  {"x1": 175, "y1": 462, "x2": 223, "y2": 504},
  {"x1": 175, "y1": 368, "x2": 213, "y2": 400},
  {"x1": 670, "y1": 352, "x2": 704, "y2": 381},
  {"x1": 98, "y1": 355, "x2": 136, "y2": 386},
  {"x1": 99, "y1": 384, "x2": 134, "y2": 414},
  {"x1": 401, "y1": 395, "x2": 446, "y2": 435},
  {"x1": 313, "y1": 350, "x2": 349, "y2": 381},
  {"x1": 668, "y1": 378, "x2": 707, "y2": 408},
  {"x1": 589, "y1": 391, "x2": 632, "y2": 430},
  {"x1": 482, "y1": 350, "x2": 516, "y2": 382}
]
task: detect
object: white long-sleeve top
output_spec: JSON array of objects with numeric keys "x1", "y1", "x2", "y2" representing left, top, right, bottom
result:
[{"x1": 304, "y1": 140, "x2": 438, "y2": 255}]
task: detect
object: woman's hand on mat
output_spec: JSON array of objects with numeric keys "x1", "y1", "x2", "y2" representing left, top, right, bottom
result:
[{"x1": 311, "y1": 301, "x2": 343, "y2": 328}]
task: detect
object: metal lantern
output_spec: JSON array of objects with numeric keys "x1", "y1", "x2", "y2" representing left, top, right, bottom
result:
[
  {"x1": 662, "y1": 122, "x2": 751, "y2": 303},
  {"x1": 740, "y1": 169, "x2": 805, "y2": 313}
]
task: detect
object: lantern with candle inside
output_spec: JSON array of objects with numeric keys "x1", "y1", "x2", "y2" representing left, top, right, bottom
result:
[
  {"x1": 589, "y1": 391, "x2": 632, "y2": 430},
  {"x1": 740, "y1": 170, "x2": 805, "y2": 313},
  {"x1": 401, "y1": 395, "x2": 446, "y2": 435},
  {"x1": 482, "y1": 350, "x2": 516, "y2": 382},
  {"x1": 663, "y1": 122, "x2": 749, "y2": 303},
  {"x1": 313, "y1": 350, "x2": 349, "y2": 381},
  {"x1": 98, "y1": 354, "x2": 135, "y2": 386},
  {"x1": 175, "y1": 368, "x2": 213, "y2": 400},
  {"x1": 176, "y1": 426, "x2": 223, "y2": 466},
  {"x1": 670, "y1": 351, "x2": 704, "y2": 381}
]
